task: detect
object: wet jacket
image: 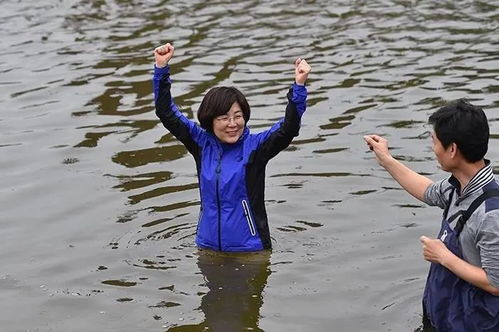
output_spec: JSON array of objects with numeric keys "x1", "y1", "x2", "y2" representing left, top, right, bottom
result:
[{"x1": 153, "y1": 65, "x2": 307, "y2": 251}]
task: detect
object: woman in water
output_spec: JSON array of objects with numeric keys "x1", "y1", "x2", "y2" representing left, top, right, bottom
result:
[{"x1": 153, "y1": 43, "x2": 311, "y2": 252}]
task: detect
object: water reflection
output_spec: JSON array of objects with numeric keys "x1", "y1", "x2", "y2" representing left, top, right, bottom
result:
[{"x1": 168, "y1": 250, "x2": 271, "y2": 332}]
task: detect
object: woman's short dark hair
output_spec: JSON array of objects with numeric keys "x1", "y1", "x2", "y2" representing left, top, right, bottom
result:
[
  {"x1": 197, "y1": 87, "x2": 250, "y2": 132},
  {"x1": 428, "y1": 99, "x2": 489, "y2": 162}
]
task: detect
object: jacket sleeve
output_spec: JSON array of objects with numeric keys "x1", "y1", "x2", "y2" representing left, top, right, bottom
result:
[
  {"x1": 256, "y1": 83, "x2": 307, "y2": 161},
  {"x1": 153, "y1": 65, "x2": 205, "y2": 155}
]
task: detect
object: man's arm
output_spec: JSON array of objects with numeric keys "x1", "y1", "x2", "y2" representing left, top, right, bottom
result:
[
  {"x1": 363, "y1": 134, "x2": 433, "y2": 202},
  {"x1": 420, "y1": 235, "x2": 499, "y2": 296}
]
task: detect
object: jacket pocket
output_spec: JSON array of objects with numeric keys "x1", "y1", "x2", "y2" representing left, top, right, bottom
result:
[{"x1": 241, "y1": 200, "x2": 257, "y2": 236}]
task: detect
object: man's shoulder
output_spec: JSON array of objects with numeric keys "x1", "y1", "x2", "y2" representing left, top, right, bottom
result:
[
  {"x1": 485, "y1": 197, "x2": 499, "y2": 214},
  {"x1": 424, "y1": 177, "x2": 453, "y2": 203},
  {"x1": 471, "y1": 187, "x2": 499, "y2": 230},
  {"x1": 483, "y1": 180, "x2": 499, "y2": 212}
]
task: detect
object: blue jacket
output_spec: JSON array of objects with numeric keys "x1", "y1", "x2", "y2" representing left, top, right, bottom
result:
[{"x1": 153, "y1": 65, "x2": 307, "y2": 251}]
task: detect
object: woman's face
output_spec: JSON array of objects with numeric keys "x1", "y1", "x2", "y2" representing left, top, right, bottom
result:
[{"x1": 212, "y1": 102, "x2": 245, "y2": 144}]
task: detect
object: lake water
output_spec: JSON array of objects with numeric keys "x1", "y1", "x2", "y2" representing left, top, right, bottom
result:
[{"x1": 1, "y1": 0, "x2": 498, "y2": 331}]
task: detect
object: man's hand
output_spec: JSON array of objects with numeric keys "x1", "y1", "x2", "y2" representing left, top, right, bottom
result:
[
  {"x1": 154, "y1": 43, "x2": 175, "y2": 68},
  {"x1": 295, "y1": 58, "x2": 311, "y2": 85},
  {"x1": 420, "y1": 235, "x2": 452, "y2": 265},
  {"x1": 363, "y1": 134, "x2": 393, "y2": 167}
]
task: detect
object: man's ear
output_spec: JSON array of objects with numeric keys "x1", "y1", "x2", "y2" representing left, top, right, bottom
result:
[{"x1": 450, "y1": 142, "x2": 458, "y2": 158}]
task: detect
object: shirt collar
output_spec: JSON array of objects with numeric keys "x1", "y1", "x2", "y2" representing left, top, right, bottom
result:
[{"x1": 447, "y1": 159, "x2": 495, "y2": 197}]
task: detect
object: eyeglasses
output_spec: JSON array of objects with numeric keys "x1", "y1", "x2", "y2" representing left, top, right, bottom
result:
[{"x1": 215, "y1": 113, "x2": 244, "y2": 124}]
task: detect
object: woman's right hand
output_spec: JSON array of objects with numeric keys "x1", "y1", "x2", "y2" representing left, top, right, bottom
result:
[{"x1": 154, "y1": 43, "x2": 175, "y2": 68}]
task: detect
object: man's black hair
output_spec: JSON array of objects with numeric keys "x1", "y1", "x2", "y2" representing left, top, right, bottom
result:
[{"x1": 428, "y1": 99, "x2": 489, "y2": 162}]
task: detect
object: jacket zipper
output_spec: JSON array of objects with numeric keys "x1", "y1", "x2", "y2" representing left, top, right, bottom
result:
[
  {"x1": 241, "y1": 200, "x2": 257, "y2": 236},
  {"x1": 215, "y1": 151, "x2": 222, "y2": 251}
]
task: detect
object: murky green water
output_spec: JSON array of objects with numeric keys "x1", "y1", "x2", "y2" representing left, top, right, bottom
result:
[{"x1": 1, "y1": 0, "x2": 498, "y2": 331}]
